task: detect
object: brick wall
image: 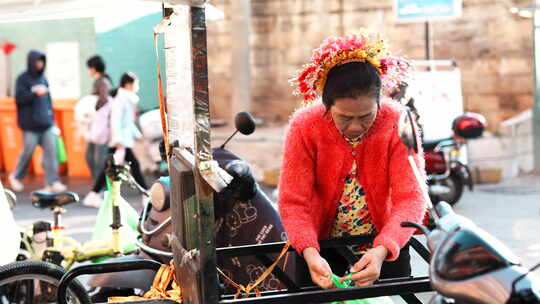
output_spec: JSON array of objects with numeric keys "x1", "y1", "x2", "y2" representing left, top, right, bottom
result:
[{"x1": 207, "y1": 0, "x2": 533, "y2": 130}]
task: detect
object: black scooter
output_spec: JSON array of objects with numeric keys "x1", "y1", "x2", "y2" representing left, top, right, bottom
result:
[{"x1": 87, "y1": 112, "x2": 293, "y2": 301}]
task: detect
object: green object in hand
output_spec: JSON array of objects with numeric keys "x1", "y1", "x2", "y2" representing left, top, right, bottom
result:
[
  {"x1": 330, "y1": 274, "x2": 394, "y2": 304},
  {"x1": 332, "y1": 273, "x2": 354, "y2": 289},
  {"x1": 55, "y1": 136, "x2": 67, "y2": 163}
]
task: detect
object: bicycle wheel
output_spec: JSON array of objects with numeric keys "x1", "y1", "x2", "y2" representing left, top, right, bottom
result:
[{"x1": 0, "y1": 261, "x2": 90, "y2": 304}]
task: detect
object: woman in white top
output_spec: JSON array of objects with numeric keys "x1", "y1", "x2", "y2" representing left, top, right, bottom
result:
[
  {"x1": 85, "y1": 55, "x2": 113, "y2": 179},
  {"x1": 83, "y1": 72, "x2": 148, "y2": 207}
]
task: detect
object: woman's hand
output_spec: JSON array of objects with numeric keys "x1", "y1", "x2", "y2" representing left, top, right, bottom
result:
[
  {"x1": 347, "y1": 246, "x2": 388, "y2": 287},
  {"x1": 303, "y1": 247, "x2": 334, "y2": 289}
]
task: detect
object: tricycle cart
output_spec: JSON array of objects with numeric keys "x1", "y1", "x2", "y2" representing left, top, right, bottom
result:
[{"x1": 58, "y1": 2, "x2": 433, "y2": 303}]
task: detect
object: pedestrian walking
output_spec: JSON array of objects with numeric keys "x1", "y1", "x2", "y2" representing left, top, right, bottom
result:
[
  {"x1": 85, "y1": 55, "x2": 113, "y2": 178},
  {"x1": 9, "y1": 50, "x2": 66, "y2": 193},
  {"x1": 83, "y1": 72, "x2": 148, "y2": 208},
  {"x1": 81, "y1": 55, "x2": 113, "y2": 207}
]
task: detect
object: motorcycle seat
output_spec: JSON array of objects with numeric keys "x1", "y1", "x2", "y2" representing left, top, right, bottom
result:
[
  {"x1": 422, "y1": 138, "x2": 452, "y2": 150},
  {"x1": 31, "y1": 191, "x2": 79, "y2": 209}
]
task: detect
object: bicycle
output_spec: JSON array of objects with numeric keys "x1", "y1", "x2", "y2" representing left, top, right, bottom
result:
[
  {"x1": 20, "y1": 155, "x2": 148, "y2": 270},
  {"x1": 0, "y1": 261, "x2": 90, "y2": 304},
  {"x1": 0, "y1": 156, "x2": 148, "y2": 304}
]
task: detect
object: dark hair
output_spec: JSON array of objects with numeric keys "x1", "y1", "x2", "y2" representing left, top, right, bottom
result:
[
  {"x1": 86, "y1": 55, "x2": 106, "y2": 73},
  {"x1": 322, "y1": 62, "x2": 381, "y2": 108},
  {"x1": 110, "y1": 72, "x2": 137, "y2": 97},
  {"x1": 120, "y1": 72, "x2": 137, "y2": 87}
]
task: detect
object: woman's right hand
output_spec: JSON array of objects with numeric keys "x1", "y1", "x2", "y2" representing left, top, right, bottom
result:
[{"x1": 303, "y1": 247, "x2": 334, "y2": 289}]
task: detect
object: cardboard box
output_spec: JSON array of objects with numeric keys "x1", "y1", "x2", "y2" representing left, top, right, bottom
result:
[{"x1": 472, "y1": 168, "x2": 502, "y2": 184}]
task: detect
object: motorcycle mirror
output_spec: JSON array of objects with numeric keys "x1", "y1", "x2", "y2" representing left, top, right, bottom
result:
[
  {"x1": 4, "y1": 189, "x2": 16, "y2": 209},
  {"x1": 234, "y1": 111, "x2": 256, "y2": 135},
  {"x1": 398, "y1": 108, "x2": 419, "y2": 154},
  {"x1": 220, "y1": 111, "x2": 256, "y2": 149}
]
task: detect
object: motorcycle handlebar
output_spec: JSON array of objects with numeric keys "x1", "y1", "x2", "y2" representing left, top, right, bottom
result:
[
  {"x1": 435, "y1": 201, "x2": 454, "y2": 218},
  {"x1": 434, "y1": 139, "x2": 459, "y2": 152}
]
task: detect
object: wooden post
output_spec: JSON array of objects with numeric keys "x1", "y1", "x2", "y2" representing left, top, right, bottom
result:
[
  {"x1": 162, "y1": 2, "x2": 218, "y2": 303},
  {"x1": 190, "y1": 5, "x2": 219, "y2": 303}
]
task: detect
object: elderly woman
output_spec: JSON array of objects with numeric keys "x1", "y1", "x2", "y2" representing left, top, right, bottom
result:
[{"x1": 279, "y1": 32, "x2": 427, "y2": 289}]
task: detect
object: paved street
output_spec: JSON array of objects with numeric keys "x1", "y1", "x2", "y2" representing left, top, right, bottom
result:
[{"x1": 6, "y1": 174, "x2": 540, "y2": 302}]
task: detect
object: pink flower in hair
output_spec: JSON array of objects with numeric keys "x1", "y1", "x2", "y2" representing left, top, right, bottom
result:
[{"x1": 291, "y1": 30, "x2": 410, "y2": 105}]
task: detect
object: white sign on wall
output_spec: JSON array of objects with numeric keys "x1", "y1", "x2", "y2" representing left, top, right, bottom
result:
[
  {"x1": 394, "y1": 0, "x2": 462, "y2": 22},
  {"x1": 408, "y1": 69, "x2": 464, "y2": 140},
  {"x1": 46, "y1": 41, "x2": 81, "y2": 99}
]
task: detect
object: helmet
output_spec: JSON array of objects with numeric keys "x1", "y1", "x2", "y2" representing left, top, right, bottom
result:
[{"x1": 452, "y1": 112, "x2": 486, "y2": 139}]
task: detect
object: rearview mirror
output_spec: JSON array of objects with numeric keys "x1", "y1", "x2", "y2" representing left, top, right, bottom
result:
[
  {"x1": 398, "y1": 108, "x2": 419, "y2": 154},
  {"x1": 234, "y1": 111, "x2": 256, "y2": 135}
]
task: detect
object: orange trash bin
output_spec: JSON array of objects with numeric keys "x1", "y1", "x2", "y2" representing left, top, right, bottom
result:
[
  {"x1": 0, "y1": 98, "x2": 26, "y2": 174},
  {"x1": 0, "y1": 132, "x2": 4, "y2": 173},
  {"x1": 55, "y1": 99, "x2": 91, "y2": 178}
]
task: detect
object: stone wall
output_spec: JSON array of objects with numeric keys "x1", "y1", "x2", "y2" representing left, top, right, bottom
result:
[{"x1": 207, "y1": 0, "x2": 533, "y2": 130}]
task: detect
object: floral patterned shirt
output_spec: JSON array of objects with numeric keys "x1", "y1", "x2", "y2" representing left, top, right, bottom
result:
[{"x1": 331, "y1": 137, "x2": 375, "y2": 255}]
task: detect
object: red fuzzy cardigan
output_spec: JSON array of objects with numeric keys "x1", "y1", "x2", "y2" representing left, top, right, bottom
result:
[{"x1": 278, "y1": 101, "x2": 427, "y2": 261}]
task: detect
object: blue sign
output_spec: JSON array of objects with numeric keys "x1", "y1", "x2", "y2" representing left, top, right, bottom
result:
[{"x1": 395, "y1": 0, "x2": 462, "y2": 22}]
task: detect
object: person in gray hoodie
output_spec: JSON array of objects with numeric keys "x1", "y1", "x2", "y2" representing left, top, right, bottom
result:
[{"x1": 9, "y1": 50, "x2": 66, "y2": 193}]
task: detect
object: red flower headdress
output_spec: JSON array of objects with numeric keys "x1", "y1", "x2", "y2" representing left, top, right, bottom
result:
[{"x1": 290, "y1": 30, "x2": 410, "y2": 105}]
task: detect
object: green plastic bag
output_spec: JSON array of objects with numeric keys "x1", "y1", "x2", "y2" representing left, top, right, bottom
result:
[
  {"x1": 330, "y1": 274, "x2": 394, "y2": 304},
  {"x1": 55, "y1": 136, "x2": 67, "y2": 163},
  {"x1": 90, "y1": 184, "x2": 140, "y2": 263}
]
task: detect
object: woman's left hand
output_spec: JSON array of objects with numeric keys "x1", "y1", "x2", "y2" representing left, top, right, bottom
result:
[{"x1": 346, "y1": 246, "x2": 388, "y2": 287}]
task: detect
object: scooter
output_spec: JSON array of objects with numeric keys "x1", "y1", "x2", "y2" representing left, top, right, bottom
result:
[
  {"x1": 138, "y1": 109, "x2": 169, "y2": 178},
  {"x1": 399, "y1": 108, "x2": 540, "y2": 304},
  {"x1": 87, "y1": 112, "x2": 293, "y2": 302},
  {"x1": 423, "y1": 112, "x2": 486, "y2": 206}
]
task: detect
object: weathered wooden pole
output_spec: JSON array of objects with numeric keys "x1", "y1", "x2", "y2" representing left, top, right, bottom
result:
[{"x1": 159, "y1": 1, "x2": 221, "y2": 303}]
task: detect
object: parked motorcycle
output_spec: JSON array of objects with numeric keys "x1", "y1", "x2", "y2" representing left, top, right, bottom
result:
[
  {"x1": 423, "y1": 112, "x2": 486, "y2": 205},
  {"x1": 87, "y1": 111, "x2": 293, "y2": 302},
  {"x1": 399, "y1": 108, "x2": 540, "y2": 304}
]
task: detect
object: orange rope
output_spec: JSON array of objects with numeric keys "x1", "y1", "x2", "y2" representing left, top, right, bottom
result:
[
  {"x1": 108, "y1": 260, "x2": 182, "y2": 303},
  {"x1": 217, "y1": 242, "x2": 291, "y2": 299},
  {"x1": 153, "y1": 24, "x2": 171, "y2": 159},
  {"x1": 109, "y1": 243, "x2": 291, "y2": 302}
]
